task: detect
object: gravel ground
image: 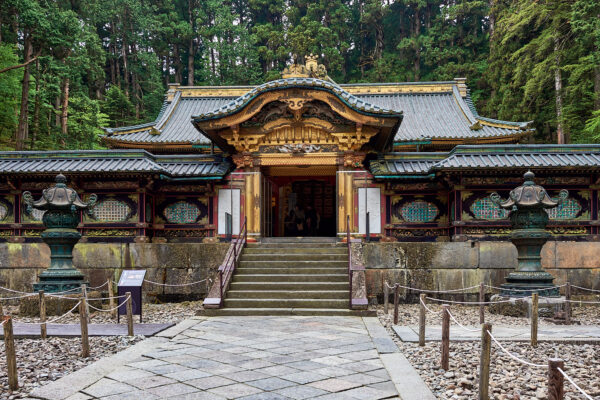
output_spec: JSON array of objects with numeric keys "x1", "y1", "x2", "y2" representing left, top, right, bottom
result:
[
  {"x1": 378, "y1": 305, "x2": 600, "y2": 399},
  {"x1": 0, "y1": 300, "x2": 202, "y2": 399}
]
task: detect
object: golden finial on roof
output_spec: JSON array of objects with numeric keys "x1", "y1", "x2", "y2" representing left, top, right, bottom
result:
[{"x1": 281, "y1": 54, "x2": 329, "y2": 80}]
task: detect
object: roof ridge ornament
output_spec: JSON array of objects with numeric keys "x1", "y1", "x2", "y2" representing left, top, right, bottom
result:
[{"x1": 281, "y1": 54, "x2": 331, "y2": 81}]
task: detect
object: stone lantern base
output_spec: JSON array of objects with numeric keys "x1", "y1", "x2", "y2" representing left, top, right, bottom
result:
[{"x1": 500, "y1": 271, "x2": 560, "y2": 297}]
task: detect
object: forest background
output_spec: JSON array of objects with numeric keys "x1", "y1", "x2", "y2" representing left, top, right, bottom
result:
[{"x1": 0, "y1": 0, "x2": 599, "y2": 151}]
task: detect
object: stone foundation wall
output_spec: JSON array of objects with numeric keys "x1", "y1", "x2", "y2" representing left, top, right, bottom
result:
[
  {"x1": 354, "y1": 241, "x2": 600, "y2": 299},
  {"x1": 1, "y1": 241, "x2": 598, "y2": 302},
  {"x1": 0, "y1": 243, "x2": 229, "y2": 301}
]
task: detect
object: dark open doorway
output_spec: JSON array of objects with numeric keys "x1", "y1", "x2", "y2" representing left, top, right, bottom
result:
[{"x1": 263, "y1": 175, "x2": 336, "y2": 237}]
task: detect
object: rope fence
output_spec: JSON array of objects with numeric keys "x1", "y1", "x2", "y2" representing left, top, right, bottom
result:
[
  {"x1": 11, "y1": 300, "x2": 82, "y2": 325},
  {"x1": 142, "y1": 278, "x2": 207, "y2": 287},
  {"x1": 557, "y1": 368, "x2": 594, "y2": 400},
  {"x1": 87, "y1": 295, "x2": 131, "y2": 313}
]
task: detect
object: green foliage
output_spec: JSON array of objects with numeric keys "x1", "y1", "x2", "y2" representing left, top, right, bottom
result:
[
  {"x1": 1, "y1": 0, "x2": 600, "y2": 148},
  {"x1": 0, "y1": 44, "x2": 21, "y2": 150}
]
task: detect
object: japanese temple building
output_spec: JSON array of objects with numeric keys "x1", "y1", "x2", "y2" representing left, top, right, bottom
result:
[{"x1": 1, "y1": 59, "x2": 599, "y2": 244}]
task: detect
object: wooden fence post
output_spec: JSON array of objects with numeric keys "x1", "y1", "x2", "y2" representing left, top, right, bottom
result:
[
  {"x1": 3, "y1": 316, "x2": 18, "y2": 390},
  {"x1": 79, "y1": 299, "x2": 90, "y2": 358},
  {"x1": 479, "y1": 323, "x2": 492, "y2": 400},
  {"x1": 383, "y1": 281, "x2": 389, "y2": 315},
  {"x1": 419, "y1": 293, "x2": 426, "y2": 347},
  {"x1": 441, "y1": 305, "x2": 450, "y2": 370},
  {"x1": 82, "y1": 284, "x2": 90, "y2": 323},
  {"x1": 548, "y1": 358, "x2": 565, "y2": 400},
  {"x1": 39, "y1": 290, "x2": 47, "y2": 339},
  {"x1": 108, "y1": 277, "x2": 116, "y2": 318},
  {"x1": 479, "y1": 282, "x2": 485, "y2": 324},
  {"x1": 126, "y1": 291, "x2": 134, "y2": 336},
  {"x1": 393, "y1": 284, "x2": 399, "y2": 325},
  {"x1": 565, "y1": 283, "x2": 571, "y2": 325},
  {"x1": 531, "y1": 293, "x2": 538, "y2": 347}
]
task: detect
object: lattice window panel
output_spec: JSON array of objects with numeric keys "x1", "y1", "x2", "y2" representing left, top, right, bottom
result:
[
  {"x1": 93, "y1": 200, "x2": 131, "y2": 222},
  {"x1": 400, "y1": 200, "x2": 439, "y2": 223},
  {"x1": 546, "y1": 198, "x2": 581, "y2": 220},
  {"x1": 0, "y1": 205, "x2": 7, "y2": 221},
  {"x1": 471, "y1": 198, "x2": 509, "y2": 220},
  {"x1": 164, "y1": 201, "x2": 200, "y2": 224}
]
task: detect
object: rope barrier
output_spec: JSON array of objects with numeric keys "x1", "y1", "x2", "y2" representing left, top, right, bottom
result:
[
  {"x1": 557, "y1": 367, "x2": 594, "y2": 400},
  {"x1": 486, "y1": 330, "x2": 545, "y2": 368},
  {"x1": 446, "y1": 307, "x2": 480, "y2": 332},
  {"x1": 425, "y1": 296, "x2": 514, "y2": 305},
  {"x1": 570, "y1": 285, "x2": 600, "y2": 293},
  {"x1": 87, "y1": 295, "x2": 130, "y2": 313},
  {"x1": 0, "y1": 293, "x2": 37, "y2": 301},
  {"x1": 385, "y1": 282, "x2": 480, "y2": 293},
  {"x1": 12, "y1": 301, "x2": 82, "y2": 325},
  {"x1": 0, "y1": 280, "x2": 108, "y2": 296},
  {"x1": 419, "y1": 296, "x2": 441, "y2": 315},
  {"x1": 85, "y1": 294, "x2": 128, "y2": 301},
  {"x1": 143, "y1": 278, "x2": 207, "y2": 287},
  {"x1": 563, "y1": 299, "x2": 600, "y2": 304}
]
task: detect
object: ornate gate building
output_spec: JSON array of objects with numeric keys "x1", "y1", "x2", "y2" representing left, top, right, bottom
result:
[{"x1": 0, "y1": 58, "x2": 599, "y2": 244}]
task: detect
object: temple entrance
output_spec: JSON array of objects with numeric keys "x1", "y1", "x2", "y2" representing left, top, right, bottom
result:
[{"x1": 262, "y1": 169, "x2": 336, "y2": 237}]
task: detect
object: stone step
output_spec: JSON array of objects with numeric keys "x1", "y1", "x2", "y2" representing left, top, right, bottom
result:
[
  {"x1": 243, "y1": 247, "x2": 347, "y2": 255},
  {"x1": 229, "y1": 282, "x2": 349, "y2": 291},
  {"x1": 259, "y1": 237, "x2": 338, "y2": 243},
  {"x1": 199, "y1": 308, "x2": 376, "y2": 317},
  {"x1": 226, "y1": 290, "x2": 348, "y2": 299},
  {"x1": 246, "y1": 243, "x2": 345, "y2": 249},
  {"x1": 236, "y1": 267, "x2": 347, "y2": 275},
  {"x1": 239, "y1": 260, "x2": 347, "y2": 268},
  {"x1": 232, "y1": 274, "x2": 348, "y2": 283},
  {"x1": 223, "y1": 298, "x2": 349, "y2": 309},
  {"x1": 240, "y1": 253, "x2": 347, "y2": 261}
]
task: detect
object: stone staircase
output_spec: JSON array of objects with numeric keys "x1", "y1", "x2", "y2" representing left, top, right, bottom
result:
[{"x1": 203, "y1": 238, "x2": 372, "y2": 316}]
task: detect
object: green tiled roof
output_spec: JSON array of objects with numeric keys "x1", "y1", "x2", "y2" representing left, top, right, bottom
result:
[
  {"x1": 0, "y1": 150, "x2": 231, "y2": 178},
  {"x1": 370, "y1": 145, "x2": 600, "y2": 178}
]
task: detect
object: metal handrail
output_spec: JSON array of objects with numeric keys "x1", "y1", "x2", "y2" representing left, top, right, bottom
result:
[
  {"x1": 347, "y1": 215, "x2": 352, "y2": 306},
  {"x1": 218, "y1": 217, "x2": 247, "y2": 304}
]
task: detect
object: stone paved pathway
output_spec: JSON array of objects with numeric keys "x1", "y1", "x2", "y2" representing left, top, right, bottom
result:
[{"x1": 33, "y1": 316, "x2": 419, "y2": 400}]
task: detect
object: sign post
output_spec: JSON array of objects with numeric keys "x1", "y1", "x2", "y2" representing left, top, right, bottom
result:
[{"x1": 117, "y1": 270, "x2": 146, "y2": 323}]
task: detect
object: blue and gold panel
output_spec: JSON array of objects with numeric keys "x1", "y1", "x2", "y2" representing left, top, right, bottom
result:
[
  {"x1": 84, "y1": 194, "x2": 137, "y2": 223},
  {"x1": 390, "y1": 195, "x2": 447, "y2": 224},
  {"x1": 155, "y1": 197, "x2": 209, "y2": 225},
  {"x1": 0, "y1": 196, "x2": 14, "y2": 223},
  {"x1": 470, "y1": 197, "x2": 508, "y2": 221},
  {"x1": 462, "y1": 191, "x2": 510, "y2": 221},
  {"x1": 545, "y1": 190, "x2": 588, "y2": 220}
]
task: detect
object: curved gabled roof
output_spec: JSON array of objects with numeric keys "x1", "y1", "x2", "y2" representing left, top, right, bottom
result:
[
  {"x1": 192, "y1": 78, "x2": 402, "y2": 123},
  {"x1": 102, "y1": 79, "x2": 533, "y2": 152}
]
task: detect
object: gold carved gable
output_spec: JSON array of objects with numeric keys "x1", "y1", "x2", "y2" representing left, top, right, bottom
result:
[{"x1": 216, "y1": 98, "x2": 381, "y2": 152}]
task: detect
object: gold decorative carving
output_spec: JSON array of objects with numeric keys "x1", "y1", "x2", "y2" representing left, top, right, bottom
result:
[
  {"x1": 232, "y1": 153, "x2": 254, "y2": 169},
  {"x1": 281, "y1": 54, "x2": 329, "y2": 79},
  {"x1": 343, "y1": 152, "x2": 365, "y2": 168}
]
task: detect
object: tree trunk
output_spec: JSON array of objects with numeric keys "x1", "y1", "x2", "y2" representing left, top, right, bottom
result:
[
  {"x1": 16, "y1": 32, "x2": 33, "y2": 151},
  {"x1": 61, "y1": 76, "x2": 70, "y2": 139},
  {"x1": 554, "y1": 38, "x2": 565, "y2": 144},
  {"x1": 122, "y1": 43, "x2": 129, "y2": 97},
  {"x1": 594, "y1": 45, "x2": 600, "y2": 110},
  {"x1": 174, "y1": 44, "x2": 183, "y2": 83},
  {"x1": 414, "y1": 7, "x2": 420, "y2": 81},
  {"x1": 31, "y1": 58, "x2": 40, "y2": 149},
  {"x1": 188, "y1": 0, "x2": 195, "y2": 86}
]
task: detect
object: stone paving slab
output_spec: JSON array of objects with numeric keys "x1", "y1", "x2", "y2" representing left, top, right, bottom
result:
[
  {"x1": 1, "y1": 323, "x2": 174, "y2": 338},
  {"x1": 393, "y1": 324, "x2": 600, "y2": 343},
  {"x1": 29, "y1": 316, "x2": 441, "y2": 400}
]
